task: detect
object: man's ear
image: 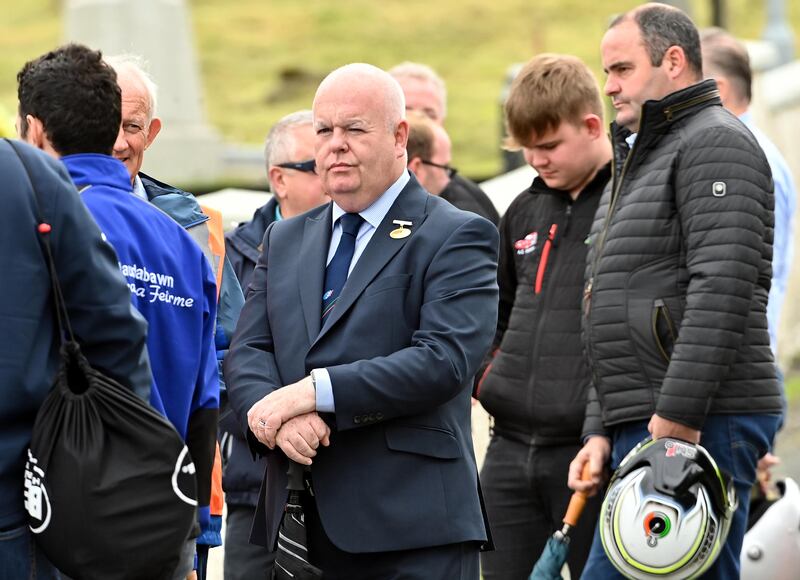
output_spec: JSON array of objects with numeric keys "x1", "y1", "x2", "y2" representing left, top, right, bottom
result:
[
  {"x1": 663, "y1": 45, "x2": 688, "y2": 80},
  {"x1": 407, "y1": 156, "x2": 423, "y2": 174},
  {"x1": 583, "y1": 114, "x2": 604, "y2": 139},
  {"x1": 145, "y1": 117, "x2": 162, "y2": 149},
  {"x1": 22, "y1": 115, "x2": 47, "y2": 149},
  {"x1": 394, "y1": 119, "x2": 409, "y2": 157},
  {"x1": 21, "y1": 115, "x2": 60, "y2": 158},
  {"x1": 268, "y1": 166, "x2": 288, "y2": 202}
]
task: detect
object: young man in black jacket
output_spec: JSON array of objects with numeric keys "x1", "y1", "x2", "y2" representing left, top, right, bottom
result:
[{"x1": 477, "y1": 53, "x2": 611, "y2": 579}]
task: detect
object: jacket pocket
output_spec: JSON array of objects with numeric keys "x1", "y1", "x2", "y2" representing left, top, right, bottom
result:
[
  {"x1": 363, "y1": 274, "x2": 412, "y2": 297},
  {"x1": 385, "y1": 424, "x2": 462, "y2": 459},
  {"x1": 652, "y1": 298, "x2": 677, "y2": 363}
]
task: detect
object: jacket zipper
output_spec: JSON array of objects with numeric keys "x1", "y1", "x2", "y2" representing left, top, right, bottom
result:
[
  {"x1": 534, "y1": 224, "x2": 558, "y2": 294},
  {"x1": 588, "y1": 131, "x2": 638, "y2": 291},
  {"x1": 562, "y1": 204, "x2": 573, "y2": 239},
  {"x1": 663, "y1": 90, "x2": 719, "y2": 122},
  {"x1": 584, "y1": 130, "x2": 636, "y2": 390}
]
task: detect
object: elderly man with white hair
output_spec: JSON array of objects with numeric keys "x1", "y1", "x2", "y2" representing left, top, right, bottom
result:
[{"x1": 105, "y1": 54, "x2": 245, "y2": 574}]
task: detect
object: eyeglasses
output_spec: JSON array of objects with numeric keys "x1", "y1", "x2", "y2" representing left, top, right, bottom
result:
[
  {"x1": 275, "y1": 159, "x2": 316, "y2": 174},
  {"x1": 420, "y1": 159, "x2": 457, "y2": 178}
]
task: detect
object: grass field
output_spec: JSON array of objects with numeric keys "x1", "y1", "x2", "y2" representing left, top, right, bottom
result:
[
  {"x1": 1, "y1": 0, "x2": 798, "y2": 180},
  {"x1": 787, "y1": 374, "x2": 800, "y2": 402}
]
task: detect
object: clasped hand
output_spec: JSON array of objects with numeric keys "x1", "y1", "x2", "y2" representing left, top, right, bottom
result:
[{"x1": 246, "y1": 376, "x2": 330, "y2": 464}]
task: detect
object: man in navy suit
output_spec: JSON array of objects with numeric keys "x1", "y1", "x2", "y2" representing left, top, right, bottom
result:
[{"x1": 224, "y1": 63, "x2": 499, "y2": 579}]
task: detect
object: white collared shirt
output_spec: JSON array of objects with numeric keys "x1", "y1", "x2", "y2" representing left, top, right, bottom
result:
[
  {"x1": 326, "y1": 169, "x2": 410, "y2": 272},
  {"x1": 315, "y1": 169, "x2": 410, "y2": 413},
  {"x1": 132, "y1": 174, "x2": 148, "y2": 201}
]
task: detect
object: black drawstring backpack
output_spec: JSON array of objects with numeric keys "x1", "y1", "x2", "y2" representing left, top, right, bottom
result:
[{"x1": 9, "y1": 140, "x2": 198, "y2": 580}]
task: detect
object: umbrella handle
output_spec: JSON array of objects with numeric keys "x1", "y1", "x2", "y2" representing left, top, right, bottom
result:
[
  {"x1": 287, "y1": 460, "x2": 305, "y2": 491},
  {"x1": 563, "y1": 462, "x2": 592, "y2": 528}
]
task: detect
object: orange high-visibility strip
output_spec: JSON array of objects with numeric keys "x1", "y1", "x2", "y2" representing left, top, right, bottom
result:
[
  {"x1": 210, "y1": 443, "x2": 224, "y2": 516},
  {"x1": 200, "y1": 205, "x2": 226, "y2": 301}
]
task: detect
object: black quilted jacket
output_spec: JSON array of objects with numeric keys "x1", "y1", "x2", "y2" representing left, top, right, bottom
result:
[
  {"x1": 581, "y1": 79, "x2": 782, "y2": 438},
  {"x1": 478, "y1": 166, "x2": 609, "y2": 445}
]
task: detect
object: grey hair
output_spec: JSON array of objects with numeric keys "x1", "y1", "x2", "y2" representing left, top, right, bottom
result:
[
  {"x1": 611, "y1": 3, "x2": 703, "y2": 80},
  {"x1": 264, "y1": 110, "x2": 313, "y2": 186},
  {"x1": 388, "y1": 61, "x2": 447, "y2": 120},
  {"x1": 105, "y1": 54, "x2": 159, "y2": 119}
]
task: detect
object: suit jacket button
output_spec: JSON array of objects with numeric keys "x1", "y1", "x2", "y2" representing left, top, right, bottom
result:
[
  {"x1": 376, "y1": 412, "x2": 384, "y2": 420},
  {"x1": 354, "y1": 416, "x2": 362, "y2": 424}
]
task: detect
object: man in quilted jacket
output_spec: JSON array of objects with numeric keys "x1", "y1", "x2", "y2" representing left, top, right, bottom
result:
[{"x1": 568, "y1": 4, "x2": 782, "y2": 578}]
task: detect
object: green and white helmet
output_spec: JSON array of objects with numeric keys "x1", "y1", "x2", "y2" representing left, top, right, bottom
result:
[{"x1": 600, "y1": 437, "x2": 737, "y2": 579}]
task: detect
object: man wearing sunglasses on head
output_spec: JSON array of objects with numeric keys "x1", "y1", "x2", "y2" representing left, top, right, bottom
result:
[{"x1": 226, "y1": 110, "x2": 328, "y2": 293}]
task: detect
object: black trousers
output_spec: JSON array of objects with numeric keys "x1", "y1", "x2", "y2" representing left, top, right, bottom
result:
[
  {"x1": 479, "y1": 436, "x2": 600, "y2": 580},
  {"x1": 301, "y1": 488, "x2": 480, "y2": 580}
]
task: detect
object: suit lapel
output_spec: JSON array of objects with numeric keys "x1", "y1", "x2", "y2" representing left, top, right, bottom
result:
[
  {"x1": 298, "y1": 206, "x2": 332, "y2": 343},
  {"x1": 316, "y1": 179, "x2": 430, "y2": 342}
]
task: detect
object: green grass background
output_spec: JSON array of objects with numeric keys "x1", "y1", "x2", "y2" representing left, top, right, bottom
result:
[
  {"x1": 786, "y1": 374, "x2": 800, "y2": 402},
  {"x1": 1, "y1": 0, "x2": 798, "y2": 179}
]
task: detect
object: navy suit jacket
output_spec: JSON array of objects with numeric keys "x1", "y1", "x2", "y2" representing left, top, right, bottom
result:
[{"x1": 225, "y1": 175, "x2": 499, "y2": 553}]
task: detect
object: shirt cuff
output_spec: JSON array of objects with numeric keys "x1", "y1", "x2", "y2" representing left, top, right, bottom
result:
[{"x1": 314, "y1": 368, "x2": 335, "y2": 412}]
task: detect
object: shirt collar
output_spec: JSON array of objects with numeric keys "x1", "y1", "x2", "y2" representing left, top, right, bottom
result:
[
  {"x1": 738, "y1": 109, "x2": 753, "y2": 125},
  {"x1": 275, "y1": 202, "x2": 283, "y2": 222},
  {"x1": 330, "y1": 169, "x2": 410, "y2": 230},
  {"x1": 132, "y1": 174, "x2": 148, "y2": 201},
  {"x1": 625, "y1": 132, "x2": 638, "y2": 148}
]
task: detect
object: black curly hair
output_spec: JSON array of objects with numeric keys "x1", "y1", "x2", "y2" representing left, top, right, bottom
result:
[{"x1": 17, "y1": 43, "x2": 121, "y2": 156}]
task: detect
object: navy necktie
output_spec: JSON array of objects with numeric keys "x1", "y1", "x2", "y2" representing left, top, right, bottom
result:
[{"x1": 322, "y1": 213, "x2": 364, "y2": 322}]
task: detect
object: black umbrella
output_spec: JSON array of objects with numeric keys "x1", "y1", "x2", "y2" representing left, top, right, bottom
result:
[
  {"x1": 272, "y1": 461, "x2": 323, "y2": 580},
  {"x1": 196, "y1": 545, "x2": 209, "y2": 580}
]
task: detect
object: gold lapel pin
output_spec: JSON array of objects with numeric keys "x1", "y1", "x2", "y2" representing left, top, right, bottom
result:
[{"x1": 390, "y1": 219, "x2": 413, "y2": 239}]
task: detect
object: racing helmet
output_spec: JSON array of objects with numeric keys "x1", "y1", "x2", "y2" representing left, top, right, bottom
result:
[
  {"x1": 740, "y1": 477, "x2": 800, "y2": 580},
  {"x1": 600, "y1": 437, "x2": 737, "y2": 579}
]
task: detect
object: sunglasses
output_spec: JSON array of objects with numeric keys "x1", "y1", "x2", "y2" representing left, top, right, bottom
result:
[
  {"x1": 275, "y1": 159, "x2": 316, "y2": 173},
  {"x1": 421, "y1": 159, "x2": 457, "y2": 179}
]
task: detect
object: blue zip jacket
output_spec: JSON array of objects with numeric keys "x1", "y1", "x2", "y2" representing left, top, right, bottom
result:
[
  {"x1": 62, "y1": 154, "x2": 219, "y2": 541},
  {"x1": 139, "y1": 172, "x2": 245, "y2": 546}
]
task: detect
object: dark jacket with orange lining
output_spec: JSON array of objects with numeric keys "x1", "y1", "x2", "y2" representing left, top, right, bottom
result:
[{"x1": 477, "y1": 164, "x2": 610, "y2": 445}]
